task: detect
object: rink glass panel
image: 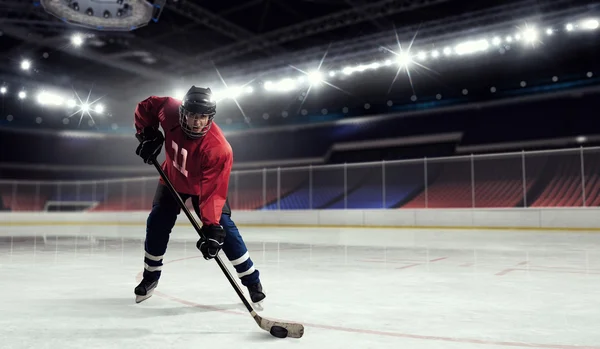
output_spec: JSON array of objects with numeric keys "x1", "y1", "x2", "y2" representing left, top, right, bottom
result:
[
  {"x1": 15, "y1": 181, "x2": 39, "y2": 211},
  {"x1": 310, "y1": 165, "x2": 346, "y2": 209},
  {"x1": 472, "y1": 153, "x2": 525, "y2": 208},
  {"x1": 524, "y1": 148, "x2": 584, "y2": 207},
  {"x1": 420, "y1": 156, "x2": 473, "y2": 208},
  {"x1": 262, "y1": 168, "x2": 279, "y2": 210},
  {"x1": 385, "y1": 159, "x2": 426, "y2": 209},
  {"x1": 0, "y1": 180, "x2": 41, "y2": 211},
  {"x1": 229, "y1": 169, "x2": 263, "y2": 210},
  {"x1": 582, "y1": 147, "x2": 600, "y2": 206},
  {"x1": 343, "y1": 162, "x2": 383, "y2": 209},
  {"x1": 139, "y1": 177, "x2": 159, "y2": 211},
  {"x1": 265, "y1": 167, "x2": 310, "y2": 210}
]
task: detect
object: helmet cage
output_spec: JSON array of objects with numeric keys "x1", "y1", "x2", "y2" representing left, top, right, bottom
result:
[{"x1": 179, "y1": 106, "x2": 215, "y2": 139}]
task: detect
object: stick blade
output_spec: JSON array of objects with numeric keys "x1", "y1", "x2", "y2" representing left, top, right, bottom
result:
[{"x1": 254, "y1": 314, "x2": 304, "y2": 338}]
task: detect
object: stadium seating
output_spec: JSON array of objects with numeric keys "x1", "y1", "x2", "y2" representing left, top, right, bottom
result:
[
  {"x1": 401, "y1": 156, "x2": 548, "y2": 208},
  {"x1": 530, "y1": 153, "x2": 600, "y2": 207}
]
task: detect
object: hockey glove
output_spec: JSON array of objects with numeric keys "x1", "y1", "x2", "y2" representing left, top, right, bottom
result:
[
  {"x1": 197, "y1": 225, "x2": 225, "y2": 260},
  {"x1": 135, "y1": 127, "x2": 164, "y2": 164}
]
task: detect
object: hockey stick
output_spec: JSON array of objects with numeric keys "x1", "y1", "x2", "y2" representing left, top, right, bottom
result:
[{"x1": 149, "y1": 157, "x2": 304, "y2": 339}]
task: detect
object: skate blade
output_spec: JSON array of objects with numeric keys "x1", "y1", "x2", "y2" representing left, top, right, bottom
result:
[
  {"x1": 252, "y1": 301, "x2": 264, "y2": 312},
  {"x1": 135, "y1": 292, "x2": 154, "y2": 304}
]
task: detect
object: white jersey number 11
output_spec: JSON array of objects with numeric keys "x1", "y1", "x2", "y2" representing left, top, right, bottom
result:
[{"x1": 172, "y1": 140, "x2": 189, "y2": 177}]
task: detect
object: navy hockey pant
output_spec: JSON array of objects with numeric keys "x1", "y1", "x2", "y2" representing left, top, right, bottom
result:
[{"x1": 142, "y1": 183, "x2": 260, "y2": 287}]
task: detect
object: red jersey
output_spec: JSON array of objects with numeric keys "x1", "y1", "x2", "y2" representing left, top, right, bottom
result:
[{"x1": 134, "y1": 96, "x2": 233, "y2": 227}]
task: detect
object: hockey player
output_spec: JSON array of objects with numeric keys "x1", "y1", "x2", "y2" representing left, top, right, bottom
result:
[{"x1": 132, "y1": 86, "x2": 265, "y2": 306}]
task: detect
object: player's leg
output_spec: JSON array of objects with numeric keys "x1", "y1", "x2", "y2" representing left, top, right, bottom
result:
[
  {"x1": 135, "y1": 183, "x2": 188, "y2": 303},
  {"x1": 191, "y1": 197, "x2": 265, "y2": 305},
  {"x1": 220, "y1": 199, "x2": 265, "y2": 304}
]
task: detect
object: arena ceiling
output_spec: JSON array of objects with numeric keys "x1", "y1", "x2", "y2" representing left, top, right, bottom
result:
[{"x1": 0, "y1": 0, "x2": 598, "y2": 130}]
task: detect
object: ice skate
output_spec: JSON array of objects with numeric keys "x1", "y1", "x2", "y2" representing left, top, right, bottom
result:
[
  {"x1": 247, "y1": 281, "x2": 266, "y2": 311},
  {"x1": 134, "y1": 278, "x2": 158, "y2": 303}
]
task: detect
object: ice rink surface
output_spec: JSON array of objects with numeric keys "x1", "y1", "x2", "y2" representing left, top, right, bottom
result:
[{"x1": 2, "y1": 225, "x2": 600, "y2": 349}]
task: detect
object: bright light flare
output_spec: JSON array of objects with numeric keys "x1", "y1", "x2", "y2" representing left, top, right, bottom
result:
[
  {"x1": 20, "y1": 60, "x2": 31, "y2": 70},
  {"x1": 523, "y1": 28, "x2": 538, "y2": 42},
  {"x1": 581, "y1": 19, "x2": 599, "y2": 30},
  {"x1": 264, "y1": 78, "x2": 297, "y2": 92},
  {"x1": 18, "y1": 91, "x2": 27, "y2": 99},
  {"x1": 395, "y1": 52, "x2": 412, "y2": 66},
  {"x1": 307, "y1": 70, "x2": 324, "y2": 85},
  {"x1": 454, "y1": 39, "x2": 489, "y2": 55},
  {"x1": 94, "y1": 104, "x2": 104, "y2": 113},
  {"x1": 174, "y1": 89, "x2": 185, "y2": 100},
  {"x1": 0, "y1": 87, "x2": 6, "y2": 94},
  {"x1": 37, "y1": 91, "x2": 64, "y2": 106},
  {"x1": 71, "y1": 34, "x2": 84, "y2": 46},
  {"x1": 81, "y1": 103, "x2": 90, "y2": 112},
  {"x1": 277, "y1": 78, "x2": 297, "y2": 91}
]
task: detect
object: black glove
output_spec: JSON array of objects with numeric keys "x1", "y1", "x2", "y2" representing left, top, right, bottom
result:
[
  {"x1": 135, "y1": 127, "x2": 164, "y2": 164},
  {"x1": 196, "y1": 225, "x2": 225, "y2": 260}
]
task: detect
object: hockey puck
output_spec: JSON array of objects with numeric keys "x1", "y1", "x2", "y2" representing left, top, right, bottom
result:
[{"x1": 269, "y1": 325, "x2": 288, "y2": 338}]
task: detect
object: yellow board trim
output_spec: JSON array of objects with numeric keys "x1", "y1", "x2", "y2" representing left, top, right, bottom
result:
[{"x1": 0, "y1": 221, "x2": 599, "y2": 232}]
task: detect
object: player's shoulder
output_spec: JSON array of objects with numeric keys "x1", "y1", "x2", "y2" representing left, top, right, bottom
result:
[
  {"x1": 139, "y1": 95, "x2": 179, "y2": 109},
  {"x1": 206, "y1": 123, "x2": 232, "y2": 157}
]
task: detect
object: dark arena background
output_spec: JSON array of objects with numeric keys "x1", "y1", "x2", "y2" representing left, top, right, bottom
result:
[{"x1": 2, "y1": 0, "x2": 600, "y2": 348}]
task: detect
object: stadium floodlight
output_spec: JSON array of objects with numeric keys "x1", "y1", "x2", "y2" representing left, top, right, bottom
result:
[
  {"x1": 94, "y1": 104, "x2": 105, "y2": 114},
  {"x1": 263, "y1": 81, "x2": 274, "y2": 91},
  {"x1": 218, "y1": 86, "x2": 243, "y2": 100},
  {"x1": 18, "y1": 91, "x2": 27, "y2": 99},
  {"x1": 40, "y1": 0, "x2": 158, "y2": 31},
  {"x1": 71, "y1": 33, "x2": 84, "y2": 46},
  {"x1": 67, "y1": 99, "x2": 77, "y2": 108},
  {"x1": 20, "y1": 59, "x2": 31, "y2": 70},
  {"x1": 0, "y1": 87, "x2": 6, "y2": 94},
  {"x1": 581, "y1": 19, "x2": 599, "y2": 30},
  {"x1": 307, "y1": 70, "x2": 324, "y2": 85},
  {"x1": 523, "y1": 28, "x2": 538, "y2": 43},
  {"x1": 37, "y1": 91, "x2": 65, "y2": 106},
  {"x1": 566, "y1": 23, "x2": 574, "y2": 31},
  {"x1": 454, "y1": 39, "x2": 489, "y2": 55},
  {"x1": 274, "y1": 78, "x2": 297, "y2": 92},
  {"x1": 395, "y1": 52, "x2": 412, "y2": 67}
]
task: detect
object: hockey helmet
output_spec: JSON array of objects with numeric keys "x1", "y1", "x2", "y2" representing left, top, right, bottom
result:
[{"x1": 179, "y1": 86, "x2": 216, "y2": 138}]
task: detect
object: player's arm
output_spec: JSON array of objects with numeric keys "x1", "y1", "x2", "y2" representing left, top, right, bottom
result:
[
  {"x1": 134, "y1": 96, "x2": 168, "y2": 132},
  {"x1": 196, "y1": 146, "x2": 233, "y2": 259},
  {"x1": 133, "y1": 96, "x2": 168, "y2": 164}
]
